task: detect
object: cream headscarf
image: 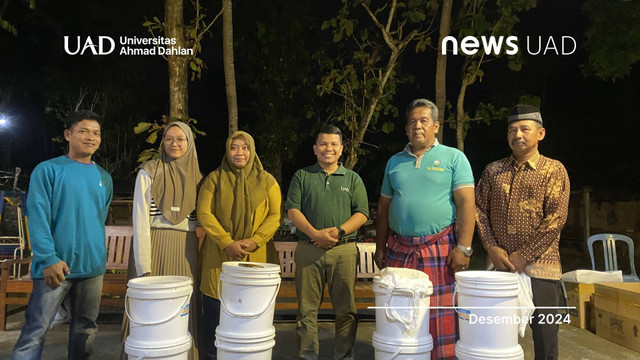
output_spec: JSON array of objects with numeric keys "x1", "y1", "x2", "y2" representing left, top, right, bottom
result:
[
  {"x1": 210, "y1": 131, "x2": 275, "y2": 239},
  {"x1": 140, "y1": 121, "x2": 202, "y2": 225}
]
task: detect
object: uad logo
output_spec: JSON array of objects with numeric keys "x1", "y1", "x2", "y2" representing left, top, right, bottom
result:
[{"x1": 64, "y1": 36, "x2": 115, "y2": 55}]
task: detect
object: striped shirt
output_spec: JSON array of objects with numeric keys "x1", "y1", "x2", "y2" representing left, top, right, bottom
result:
[
  {"x1": 148, "y1": 195, "x2": 197, "y2": 222},
  {"x1": 132, "y1": 169, "x2": 197, "y2": 275}
]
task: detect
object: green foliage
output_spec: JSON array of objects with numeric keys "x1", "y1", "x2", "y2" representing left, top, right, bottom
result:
[
  {"x1": 381, "y1": 121, "x2": 395, "y2": 134},
  {"x1": 134, "y1": 116, "x2": 205, "y2": 163},
  {"x1": 474, "y1": 103, "x2": 509, "y2": 126},
  {"x1": 474, "y1": 95, "x2": 540, "y2": 126},
  {"x1": 317, "y1": 0, "x2": 436, "y2": 167},
  {"x1": 449, "y1": 0, "x2": 537, "y2": 149},
  {"x1": 0, "y1": 0, "x2": 35, "y2": 35},
  {"x1": 582, "y1": 0, "x2": 640, "y2": 82},
  {"x1": 414, "y1": 36, "x2": 432, "y2": 53},
  {"x1": 230, "y1": 0, "x2": 316, "y2": 182},
  {"x1": 0, "y1": 18, "x2": 18, "y2": 35},
  {"x1": 515, "y1": 94, "x2": 541, "y2": 108},
  {"x1": 44, "y1": 87, "x2": 142, "y2": 176},
  {"x1": 143, "y1": 0, "x2": 221, "y2": 81}
]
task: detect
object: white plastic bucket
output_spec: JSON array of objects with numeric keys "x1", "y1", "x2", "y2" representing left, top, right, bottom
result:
[
  {"x1": 455, "y1": 271, "x2": 520, "y2": 350},
  {"x1": 455, "y1": 341, "x2": 524, "y2": 360},
  {"x1": 125, "y1": 276, "x2": 193, "y2": 343},
  {"x1": 125, "y1": 334, "x2": 192, "y2": 360},
  {"x1": 372, "y1": 267, "x2": 433, "y2": 342},
  {"x1": 215, "y1": 326, "x2": 276, "y2": 360},
  {"x1": 218, "y1": 262, "x2": 281, "y2": 335},
  {"x1": 372, "y1": 332, "x2": 433, "y2": 360}
]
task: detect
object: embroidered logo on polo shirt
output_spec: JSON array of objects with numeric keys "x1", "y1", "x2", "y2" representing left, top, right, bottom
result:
[
  {"x1": 426, "y1": 159, "x2": 445, "y2": 171},
  {"x1": 341, "y1": 186, "x2": 350, "y2": 193},
  {"x1": 99, "y1": 181, "x2": 103, "y2": 187}
]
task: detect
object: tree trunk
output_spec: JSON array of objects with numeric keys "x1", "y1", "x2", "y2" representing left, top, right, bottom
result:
[
  {"x1": 268, "y1": 151, "x2": 283, "y2": 188},
  {"x1": 456, "y1": 77, "x2": 470, "y2": 152},
  {"x1": 344, "y1": 51, "x2": 401, "y2": 170},
  {"x1": 222, "y1": 0, "x2": 238, "y2": 136},
  {"x1": 435, "y1": 0, "x2": 453, "y2": 144},
  {"x1": 165, "y1": 0, "x2": 189, "y2": 120}
]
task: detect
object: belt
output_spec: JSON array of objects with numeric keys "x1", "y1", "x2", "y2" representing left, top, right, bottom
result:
[{"x1": 299, "y1": 238, "x2": 356, "y2": 246}]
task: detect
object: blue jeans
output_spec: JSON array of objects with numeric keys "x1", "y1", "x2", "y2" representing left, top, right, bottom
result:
[{"x1": 11, "y1": 275, "x2": 104, "y2": 360}]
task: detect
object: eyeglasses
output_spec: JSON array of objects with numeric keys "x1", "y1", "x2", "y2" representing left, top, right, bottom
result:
[{"x1": 164, "y1": 137, "x2": 186, "y2": 145}]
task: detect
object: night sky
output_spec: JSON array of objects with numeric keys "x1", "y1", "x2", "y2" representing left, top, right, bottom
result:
[{"x1": 1, "y1": 0, "x2": 638, "y2": 200}]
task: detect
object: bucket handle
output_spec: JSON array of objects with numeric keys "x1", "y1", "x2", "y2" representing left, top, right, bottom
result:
[
  {"x1": 217, "y1": 276, "x2": 281, "y2": 318},
  {"x1": 125, "y1": 293, "x2": 192, "y2": 326},
  {"x1": 453, "y1": 285, "x2": 464, "y2": 317},
  {"x1": 390, "y1": 347, "x2": 402, "y2": 359},
  {"x1": 384, "y1": 286, "x2": 421, "y2": 332}
]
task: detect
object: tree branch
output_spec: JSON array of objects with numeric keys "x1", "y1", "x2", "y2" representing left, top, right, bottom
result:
[
  {"x1": 360, "y1": 1, "x2": 397, "y2": 51},
  {"x1": 385, "y1": 0, "x2": 397, "y2": 33}
]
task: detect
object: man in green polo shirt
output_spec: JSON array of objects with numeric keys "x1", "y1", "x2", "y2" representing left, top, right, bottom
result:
[{"x1": 285, "y1": 125, "x2": 369, "y2": 360}]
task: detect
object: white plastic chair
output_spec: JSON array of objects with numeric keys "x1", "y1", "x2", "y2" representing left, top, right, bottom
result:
[{"x1": 587, "y1": 234, "x2": 639, "y2": 282}]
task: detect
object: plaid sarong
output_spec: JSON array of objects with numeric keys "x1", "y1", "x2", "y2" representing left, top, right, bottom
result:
[{"x1": 385, "y1": 224, "x2": 458, "y2": 360}]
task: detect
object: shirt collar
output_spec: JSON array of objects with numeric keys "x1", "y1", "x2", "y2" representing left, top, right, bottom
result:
[
  {"x1": 313, "y1": 162, "x2": 347, "y2": 175},
  {"x1": 404, "y1": 138, "x2": 439, "y2": 158},
  {"x1": 510, "y1": 151, "x2": 541, "y2": 170}
]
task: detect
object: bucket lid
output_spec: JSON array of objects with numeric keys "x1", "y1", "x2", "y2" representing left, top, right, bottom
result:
[
  {"x1": 222, "y1": 262, "x2": 281, "y2": 274},
  {"x1": 455, "y1": 342, "x2": 524, "y2": 359},
  {"x1": 125, "y1": 334, "x2": 192, "y2": 356},
  {"x1": 127, "y1": 275, "x2": 192, "y2": 290},
  {"x1": 373, "y1": 267, "x2": 433, "y2": 294},
  {"x1": 372, "y1": 332, "x2": 433, "y2": 347},
  {"x1": 455, "y1": 271, "x2": 518, "y2": 285}
]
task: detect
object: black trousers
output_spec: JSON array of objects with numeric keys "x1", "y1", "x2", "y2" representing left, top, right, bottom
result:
[
  {"x1": 530, "y1": 278, "x2": 560, "y2": 360},
  {"x1": 202, "y1": 294, "x2": 221, "y2": 360}
]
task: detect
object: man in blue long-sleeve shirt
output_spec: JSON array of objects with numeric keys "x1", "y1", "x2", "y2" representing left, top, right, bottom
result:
[{"x1": 11, "y1": 110, "x2": 113, "y2": 360}]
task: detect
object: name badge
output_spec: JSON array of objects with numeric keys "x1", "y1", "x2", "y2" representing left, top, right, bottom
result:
[{"x1": 171, "y1": 206, "x2": 181, "y2": 212}]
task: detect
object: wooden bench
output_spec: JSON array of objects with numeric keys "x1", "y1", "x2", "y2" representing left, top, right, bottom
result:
[
  {"x1": 273, "y1": 241, "x2": 379, "y2": 310},
  {"x1": 0, "y1": 225, "x2": 133, "y2": 330}
]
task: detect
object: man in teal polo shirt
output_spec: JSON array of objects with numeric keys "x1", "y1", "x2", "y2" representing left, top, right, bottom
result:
[
  {"x1": 375, "y1": 98, "x2": 475, "y2": 360},
  {"x1": 285, "y1": 125, "x2": 369, "y2": 360}
]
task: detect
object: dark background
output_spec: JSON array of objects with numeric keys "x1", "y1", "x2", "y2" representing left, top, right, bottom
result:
[{"x1": 1, "y1": 0, "x2": 638, "y2": 201}]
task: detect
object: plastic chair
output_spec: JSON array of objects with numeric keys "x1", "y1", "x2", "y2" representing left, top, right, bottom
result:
[{"x1": 587, "y1": 234, "x2": 639, "y2": 282}]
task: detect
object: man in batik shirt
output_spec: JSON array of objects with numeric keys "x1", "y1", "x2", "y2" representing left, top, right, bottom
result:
[
  {"x1": 375, "y1": 98, "x2": 476, "y2": 360},
  {"x1": 476, "y1": 104, "x2": 570, "y2": 360}
]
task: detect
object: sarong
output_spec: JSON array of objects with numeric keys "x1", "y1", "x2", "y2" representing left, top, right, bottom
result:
[{"x1": 385, "y1": 223, "x2": 458, "y2": 360}]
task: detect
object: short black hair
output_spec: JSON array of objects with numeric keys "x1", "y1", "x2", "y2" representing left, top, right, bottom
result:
[
  {"x1": 64, "y1": 110, "x2": 102, "y2": 130},
  {"x1": 316, "y1": 124, "x2": 343, "y2": 143}
]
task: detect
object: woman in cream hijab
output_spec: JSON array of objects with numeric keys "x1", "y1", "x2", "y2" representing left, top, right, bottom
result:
[
  {"x1": 122, "y1": 122, "x2": 203, "y2": 359},
  {"x1": 197, "y1": 131, "x2": 281, "y2": 360}
]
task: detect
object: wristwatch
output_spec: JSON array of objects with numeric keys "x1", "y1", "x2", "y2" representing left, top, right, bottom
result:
[
  {"x1": 337, "y1": 226, "x2": 346, "y2": 239},
  {"x1": 457, "y1": 244, "x2": 473, "y2": 256}
]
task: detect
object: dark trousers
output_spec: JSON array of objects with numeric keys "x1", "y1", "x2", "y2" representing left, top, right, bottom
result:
[
  {"x1": 530, "y1": 278, "x2": 560, "y2": 360},
  {"x1": 202, "y1": 294, "x2": 221, "y2": 360}
]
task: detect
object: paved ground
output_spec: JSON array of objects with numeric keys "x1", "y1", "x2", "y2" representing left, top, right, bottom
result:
[{"x1": 0, "y1": 309, "x2": 638, "y2": 359}]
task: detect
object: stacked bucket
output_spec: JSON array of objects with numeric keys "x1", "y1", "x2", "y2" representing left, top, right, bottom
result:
[
  {"x1": 215, "y1": 262, "x2": 281, "y2": 359},
  {"x1": 455, "y1": 271, "x2": 524, "y2": 360},
  {"x1": 124, "y1": 276, "x2": 194, "y2": 360},
  {"x1": 372, "y1": 267, "x2": 434, "y2": 359}
]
